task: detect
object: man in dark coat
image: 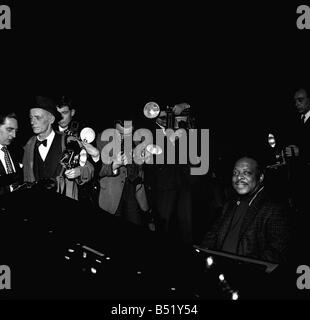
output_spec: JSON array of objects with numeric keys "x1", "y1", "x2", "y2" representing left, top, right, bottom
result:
[
  {"x1": 0, "y1": 110, "x2": 23, "y2": 195},
  {"x1": 284, "y1": 87, "x2": 310, "y2": 215},
  {"x1": 201, "y1": 156, "x2": 290, "y2": 263},
  {"x1": 22, "y1": 96, "x2": 94, "y2": 200}
]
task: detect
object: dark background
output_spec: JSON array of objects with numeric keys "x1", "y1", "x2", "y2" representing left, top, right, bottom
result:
[
  {"x1": 1, "y1": 1, "x2": 310, "y2": 304},
  {"x1": 1, "y1": 1, "x2": 309, "y2": 161}
]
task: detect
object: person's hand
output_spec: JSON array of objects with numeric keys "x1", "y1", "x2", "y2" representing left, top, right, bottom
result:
[
  {"x1": 285, "y1": 145, "x2": 299, "y2": 157},
  {"x1": 81, "y1": 141, "x2": 100, "y2": 158},
  {"x1": 64, "y1": 167, "x2": 81, "y2": 179},
  {"x1": 112, "y1": 152, "x2": 128, "y2": 171},
  {"x1": 172, "y1": 103, "x2": 190, "y2": 115},
  {"x1": 137, "y1": 147, "x2": 153, "y2": 164}
]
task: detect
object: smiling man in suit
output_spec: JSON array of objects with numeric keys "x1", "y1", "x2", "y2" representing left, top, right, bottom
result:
[
  {"x1": 200, "y1": 155, "x2": 290, "y2": 263},
  {"x1": 0, "y1": 110, "x2": 23, "y2": 195}
]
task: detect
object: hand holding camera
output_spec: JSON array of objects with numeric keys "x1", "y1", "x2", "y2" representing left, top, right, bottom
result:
[{"x1": 285, "y1": 145, "x2": 299, "y2": 158}]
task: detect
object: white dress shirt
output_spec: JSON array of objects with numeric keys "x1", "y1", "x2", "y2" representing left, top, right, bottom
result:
[
  {"x1": 58, "y1": 125, "x2": 68, "y2": 133},
  {"x1": 303, "y1": 110, "x2": 310, "y2": 123},
  {"x1": 37, "y1": 130, "x2": 55, "y2": 161}
]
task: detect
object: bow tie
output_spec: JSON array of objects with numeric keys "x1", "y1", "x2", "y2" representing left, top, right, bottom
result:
[{"x1": 36, "y1": 139, "x2": 47, "y2": 147}]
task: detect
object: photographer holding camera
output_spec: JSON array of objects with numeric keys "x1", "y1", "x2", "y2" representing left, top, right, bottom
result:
[
  {"x1": 22, "y1": 96, "x2": 94, "y2": 200},
  {"x1": 54, "y1": 95, "x2": 99, "y2": 206},
  {"x1": 91, "y1": 119, "x2": 149, "y2": 226},
  {"x1": 144, "y1": 102, "x2": 197, "y2": 245}
]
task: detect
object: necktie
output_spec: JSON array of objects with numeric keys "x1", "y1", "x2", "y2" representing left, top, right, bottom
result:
[
  {"x1": 1, "y1": 146, "x2": 14, "y2": 174},
  {"x1": 36, "y1": 139, "x2": 47, "y2": 148}
]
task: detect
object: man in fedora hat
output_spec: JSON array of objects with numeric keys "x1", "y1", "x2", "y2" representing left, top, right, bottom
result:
[{"x1": 22, "y1": 96, "x2": 94, "y2": 200}]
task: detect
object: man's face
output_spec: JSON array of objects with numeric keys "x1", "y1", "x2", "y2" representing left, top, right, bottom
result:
[
  {"x1": 232, "y1": 157, "x2": 263, "y2": 196},
  {"x1": 30, "y1": 108, "x2": 54, "y2": 136},
  {"x1": 0, "y1": 117, "x2": 18, "y2": 146},
  {"x1": 294, "y1": 89, "x2": 310, "y2": 115},
  {"x1": 56, "y1": 105, "x2": 75, "y2": 129}
]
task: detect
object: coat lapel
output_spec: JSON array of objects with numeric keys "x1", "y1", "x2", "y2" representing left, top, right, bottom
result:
[
  {"x1": 238, "y1": 187, "x2": 266, "y2": 240},
  {"x1": 23, "y1": 136, "x2": 36, "y2": 182}
]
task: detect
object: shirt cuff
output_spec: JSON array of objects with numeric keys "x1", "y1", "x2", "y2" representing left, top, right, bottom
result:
[{"x1": 92, "y1": 154, "x2": 100, "y2": 163}]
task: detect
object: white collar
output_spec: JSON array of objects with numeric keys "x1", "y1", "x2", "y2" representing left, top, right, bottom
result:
[
  {"x1": 37, "y1": 130, "x2": 55, "y2": 143},
  {"x1": 303, "y1": 110, "x2": 310, "y2": 123},
  {"x1": 58, "y1": 126, "x2": 68, "y2": 132}
]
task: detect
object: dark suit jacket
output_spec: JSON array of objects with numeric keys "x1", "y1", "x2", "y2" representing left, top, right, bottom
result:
[
  {"x1": 295, "y1": 117, "x2": 310, "y2": 163},
  {"x1": 0, "y1": 145, "x2": 23, "y2": 196},
  {"x1": 201, "y1": 188, "x2": 290, "y2": 263},
  {"x1": 23, "y1": 132, "x2": 94, "y2": 200},
  {"x1": 285, "y1": 115, "x2": 310, "y2": 163}
]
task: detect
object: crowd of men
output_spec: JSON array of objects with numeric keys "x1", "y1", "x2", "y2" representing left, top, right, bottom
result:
[{"x1": 1, "y1": 88, "x2": 310, "y2": 265}]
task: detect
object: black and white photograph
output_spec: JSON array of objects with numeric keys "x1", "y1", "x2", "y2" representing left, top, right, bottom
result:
[{"x1": 1, "y1": 1, "x2": 310, "y2": 310}]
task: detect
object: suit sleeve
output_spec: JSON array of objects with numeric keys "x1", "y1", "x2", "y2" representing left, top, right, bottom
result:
[
  {"x1": 76, "y1": 160, "x2": 94, "y2": 185},
  {"x1": 262, "y1": 204, "x2": 290, "y2": 263}
]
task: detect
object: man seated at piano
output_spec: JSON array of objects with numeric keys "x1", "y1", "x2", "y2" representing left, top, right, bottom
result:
[{"x1": 200, "y1": 154, "x2": 290, "y2": 264}]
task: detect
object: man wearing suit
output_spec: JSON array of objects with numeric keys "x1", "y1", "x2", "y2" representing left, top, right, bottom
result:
[
  {"x1": 0, "y1": 111, "x2": 23, "y2": 195},
  {"x1": 285, "y1": 87, "x2": 310, "y2": 162},
  {"x1": 94, "y1": 120, "x2": 149, "y2": 225},
  {"x1": 55, "y1": 95, "x2": 80, "y2": 135},
  {"x1": 284, "y1": 87, "x2": 310, "y2": 214},
  {"x1": 22, "y1": 96, "x2": 94, "y2": 200},
  {"x1": 200, "y1": 156, "x2": 290, "y2": 263},
  {"x1": 54, "y1": 95, "x2": 98, "y2": 206},
  {"x1": 145, "y1": 103, "x2": 196, "y2": 244}
]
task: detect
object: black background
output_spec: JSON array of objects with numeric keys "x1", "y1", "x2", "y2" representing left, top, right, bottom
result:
[
  {"x1": 1, "y1": 0, "x2": 310, "y2": 307},
  {"x1": 2, "y1": 1, "x2": 309, "y2": 147}
]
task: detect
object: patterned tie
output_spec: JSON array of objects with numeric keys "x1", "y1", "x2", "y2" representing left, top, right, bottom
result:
[{"x1": 1, "y1": 146, "x2": 14, "y2": 174}]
